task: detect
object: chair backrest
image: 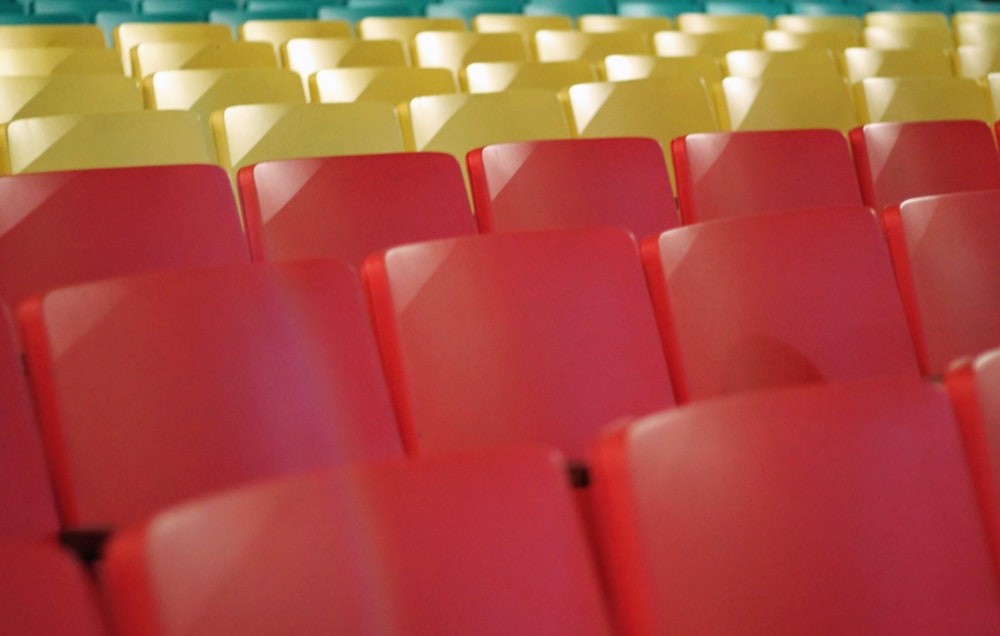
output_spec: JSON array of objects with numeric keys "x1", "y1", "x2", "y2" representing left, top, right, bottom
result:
[
  {"x1": 413, "y1": 31, "x2": 529, "y2": 76},
  {"x1": 0, "y1": 24, "x2": 105, "y2": 48},
  {"x1": 0, "y1": 540, "x2": 108, "y2": 634},
  {"x1": 282, "y1": 37, "x2": 408, "y2": 78},
  {"x1": 19, "y1": 260, "x2": 404, "y2": 528},
  {"x1": 401, "y1": 89, "x2": 571, "y2": 166},
  {"x1": 761, "y1": 29, "x2": 860, "y2": 51},
  {"x1": 212, "y1": 102, "x2": 406, "y2": 175},
  {"x1": 578, "y1": 14, "x2": 673, "y2": 33},
  {"x1": 724, "y1": 48, "x2": 842, "y2": 77},
  {"x1": 839, "y1": 47, "x2": 954, "y2": 83},
  {"x1": 310, "y1": 66, "x2": 456, "y2": 103},
  {"x1": 653, "y1": 30, "x2": 759, "y2": 56},
  {"x1": 114, "y1": 22, "x2": 232, "y2": 76},
  {"x1": 677, "y1": 11, "x2": 769, "y2": 34},
  {"x1": 854, "y1": 76, "x2": 994, "y2": 124},
  {"x1": 131, "y1": 40, "x2": 277, "y2": 77},
  {"x1": 672, "y1": 128, "x2": 864, "y2": 224},
  {"x1": 720, "y1": 75, "x2": 859, "y2": 133},
  {"x1": 591, "y1": 377, "x2": 1000, "y2": 635},
  {"x1": 533, "y1": 29, "x2": 651, "y2": 62},
  {"x1": 357, "y1": 16, "x2": 465, "y2": 43},
  {"x1": 143, "y1": 67, "x2": 304, "y2": 115},
  {"x1": 462, "y1": 59, "x2": 597, "y2": 92},
  {"x1": 239, "y1": 17, "x2": 351, "y2": 52},
  {"x1": 865, "y1": 10, "x2": 950, "y2": 29},
  {"x1": 564, "y1": 77, "x2": 720, "y2": 186},
  {"x1": 468, "y1": 137, "x2": 679, "y2": 238},
  {"x1": 601, "y1": 53, "x2": 721, "y2": 82},
  {"x1": 862, "y1": 24, "x2": 955, "y2": 49},
  {"x1": 102, "y1": 447, "x2": 614, "y2": 636},
  {"x1": 472, "y1": 13, "x2": 572, "y2": 35},
  {"x1": 239, "y1": 152, "x2": 476, "y2": 266},
  {"x1": 0, "y1": 110, "x2": 216, "y2": 174},
  {"x1": 957, "y1": 45, "x2": 1000, "y2": 79},
  {"x1": 363, "y1": 228, "x2": 675, "y2": 459},
  {"x1": 0, "y1": 46, "x2": 123, "y2": 75},
  {"x1": 849, "y1": 119, "x2": 1000, "y2": 210},
  {"x1": 0, "y1": 310, "x2": 58, "y2": 539},
  {"x1": 0, "y1": 163, "x2": 248, "y2": 309},
  {"x1": 0, "y1": 75, "x2": 142, "y2": 125},
  {"x1": 881, "y1": 189, "x2": 1000, "y2": 376},
  {"x1": 642, "y1": 205, "x2": 920, "y2": 402}
]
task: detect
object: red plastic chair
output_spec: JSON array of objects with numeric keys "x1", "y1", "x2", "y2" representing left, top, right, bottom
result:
[
  {"x1": 672, "y1": 128, "x2": 864, "y2": 224},
  {"x1": 238, "y1": 152, "x2": 476, "y2": 268},
  {"x1": 363, "y1": 227, "x2": 675, "y2": 460},
  {"x1": 850, "y1": 119, "x2": 1000, "y2": 210},
  {"x1": 0, "y1": 164, "x2": 249, "y2": 310},
  {"x1": 102, "y1": 446, "x2": 614, "y2": 636},
  {"x1": 0, "y1": 309, "x2": 58, "y2": 539},
  {"x1": 881, "y1": 189, "x2": 1000, "y2": 377},
  {"x1": 0, "y1": 540, "x2": 108, "y2": 635},
  {"x1": 642, "y1": 205, "x2": 920, "y2": 403},
  {"x1": 592, "y1": 377, "x2": 1000, "y2": 635},
  {"x1": 19, "y1": 260, "x2": 403, "y2": 530},
  {"x1": 467, "y1": 137, "x2": 679, "y2": 240}
]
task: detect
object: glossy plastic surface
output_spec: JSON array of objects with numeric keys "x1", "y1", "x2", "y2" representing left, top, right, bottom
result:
[
  {"x1": 0, "y1": 46, "x2": 122, "y2": 75},
  {"x1": 143, "y1": 67, "x2": 304, "y2": 115},
  {"x1": 720, "y1": 75, "x2": 859, "y2": 132},
  {"x1": 103, "y1": 447, "x2": 614, "y2": 636},
  {"x1": 642, "y1": 205, "x2": 919, "y2": 402},
  {"x1": 240, "y1": 152, "x2": 475, "y2": 266},
  {"x1": 363, "y1": 228, "x2": 675, "y2": 459},
  {"x1": 131, "y1": 40, "x2": 277, "y2": 77},
  {"x1": 840, "y1": 47, "x2": 953, "y2": 83},
  {"x1": 849, "y1": 119, "x2": 1000, "y2": 210},
  {"x1": 468, "y1": 137, "x2": 679, "y2": 238},
  {"x1": 413, "y1": 31, "x2": 528, "y2": 74},
  {"x1": 114, "y1": 22, "x2": 232, "y2": 76},
  {"x1": 310, "y1": 66, "x2": 456, "y2": 103},
  {"x1": 462, "y1": 59, "x2": 596, "y2": 92},
  {"x1": 672, "y1": 128, "x2": 864, "y2": 223},
  {"x1": 533, "y1": 29, "x2": 650, "y2": 62},
  {"x1": 19, "y1": 260, "x2": 403, "y2": 528},
  {"x1": 854, "y1": 76, "x2": 994, "y2": 125},
  {"x1": 0, "y1": 75, "x2": 141, "y2": 124},
  {"x1": 592, "y1": 377, "x2": 1000, "y2": 635},
  {"x1": 282, "y1": 37, "x2": 408, "y2": 77}
]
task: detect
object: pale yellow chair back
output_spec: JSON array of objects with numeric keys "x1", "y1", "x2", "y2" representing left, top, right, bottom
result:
[
  {"x1": 131, "y1": 41, "x2": 277, "y2": 78},
  {"x1": 955, "y1": 22, "x2": 1000, "y2": 47},
  {"x1": 0, "y1": 47, "x2": 123, "y2": 75},
  {"x1": 239, "y1": 19, "x2": 352, "y2": 53},
  {"x1": 772, "y1": 14, "x2": 861, "y2": 33},
  {"x1": 115, "y1": 23, "x2": 232, "y2": 77},
  {"x1": 840, "y1": 47, "x2": 954, "y2": 83},
  {"x1": 864, "y1": 11, "x2": 950, "y2": 30},
  {"x1": 357, "y1": 17, "x2": 465, "y2": 42},
  {"x1": 0, "y1": 25, "x2": 105, "y2": 48},
  {"x1": 855, "y1": 75, "x2": 993, "y2": 123},
  {"x1": 0, "y1": 75, "x2": 142, "y2": 124},
  {"x1": 463, "y1": 60, "x2": 597, "y2": 92},
  {"x1": 212, "y1": 101, "x2": 405, "y2": 175},
  {"x1": 984, "y1": 72, "x2": 1000, "y2": 117},
  {"x1": 958, "y1": 45, "x2": 1000, "y2": 78},
  {"x1": 534, "y1": 30, "x2": 651, "y2": 62},
  {"x1": 602, "y1": 53, "x2": 722, "y2": 82},
  {"x1": 564, "y1": 76, "x2": 720, "y2": 184},
  {"x1": 283, "y1": 38, "x2": 409, "y2": 80},
  {"x1": 0, "y1": 110, "x2": 215, "y2": 174},
  {"x1": 725, "y1": 48, "x2": 841, "y2": 77},
  {"x1": 413, "y1": 31, "x2": 529, "y2": 78},
  {"x1": 653, "y1": 31, "x2": 759, "y2": 57},
  {"x1": 677, "y1": 12, "x2": 769, "y2": 35},
  {"x1": 311, "y1": 66, "x2": 456, "y2": 103},
  {"x1": 761, "y1": 29, "x2": 860, "y2": 51},
  {"x1": 862, "y1": 26, "x2": 955, "y2": 50},
  {"x1": 401, "y1": 89, "x2": 571, "y2": 167},
  {"x1": 953, "y1": 11, "x2": 1000, "y2": 28},
  {"x1": 472, "y1": 14, "x2": 572, "y2": 35},
  {"x1": 719, "y1": 74, "x2": 858, "y2": 132},
  {"x1": 577, "y1": 15, "x2": 673, "y2": 34},
  {"x1": 143, "y1": 68, "x2": 305, "y2": 116}
]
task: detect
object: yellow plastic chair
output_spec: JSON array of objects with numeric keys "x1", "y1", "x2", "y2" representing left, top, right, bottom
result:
[
  {"x1": 653, "y1": 31, "x2": 760, "y2": 57},
  {"x1": 761, "y1": 29, "x2": 860, "y2": 51},
  {"x1": 463, "y1": 60, "x2": 597, "y2": 92},
  {"x1": 0, "y1": 24, "x2": 105, "y2": 48},
  {"x1": 115, "y1": 23, "x2": 232, "y2": 77},
  {"x1": 564, "y1": 77, "x2": 720, "y2": 184},
  {"x1": 534, "y1": 30, "x2": 651, "y2": 62},
  {"x1": 839, "y1": 47, "x2": 954, "y2": 83},
  {"x1": 862, "y1": 26, "x2": 955, "y2": 50},
  {"x1": 131, "y1": 41, "x2": 278, "y2": 78},
  {"x1": 772, "y1": 14, "x2": 861, "y2": 33},
  {"x1": 719, "y1": 74, "x2": 859, "y2": 132},
  {"x1": 864, "y1": 11, "x2": 950, "y2": 30},
  {"x1": 472, "y1": 14, "x2": 572, "y2": 36},
  {"x1": 855, "y1": 75, "x2": 993, "y2": 123},
  {"x1": 311, "y1": 66, "x2": 457, "y2": 103},
  {"x1": 577, "y1": 15, "x2": 673, "y2": 34},
  {"x1": 955, "y1": 22, "x2": 1000, "y2": 47},
  {"x1": 0, "y1": 47, "x2": 123, "y2": 75},
  {"x1": 984, "y1": 72, "x2": 1000, "y2": 117},
  {"x1": 413, "y1": 31, "x2": 529, "y2": 78},
  {"x1": 956, "y1": 45, "x2": 1000, "y2": 79},
  {"x1": 0, "y1": 75, "x2": 142, "y2": 124},
  {"x1": 0, "y1": 110, "x2": 215, "y2": 174},
  {"x1": 239, "y1": 19, "x2": 352, "y2": 53},
  {"x1": 283, "y1": 37, "x2": 409, "y2": 77},
  {"x1": 676, "y1": 12, "x2": 769, "y2": 36},
  {"x1": 401, "y1": 90, "x2": 571, "y2": 168},
  {"x1": 953, "y1": 11, "x2": 1000, "y2": 29},
  {"x1": 143, "y1": 68, "x2": 305, "y2": 116},
  {"x1": 357, "y1": 17, "x2": 465, "y2": 43},
  {"x1": 602, "y1": 53, "x2": 722, "y2": 82},
  {"x1": 212, "y1": 101, "x2": 406, "y2": 175},
  {"x1": 724, "y1": 48, "x2": 841, "y2": 77}
]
